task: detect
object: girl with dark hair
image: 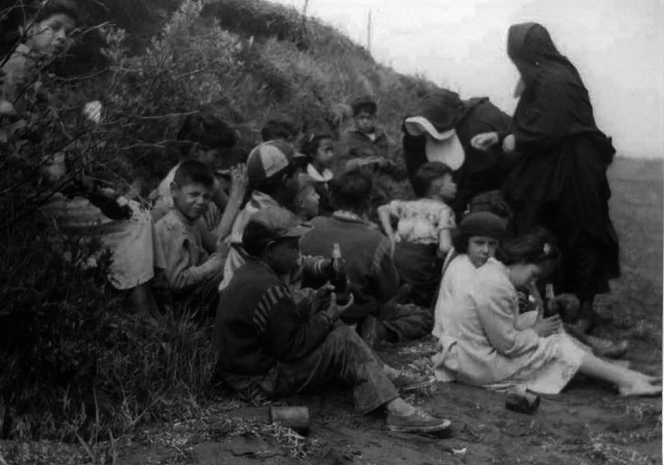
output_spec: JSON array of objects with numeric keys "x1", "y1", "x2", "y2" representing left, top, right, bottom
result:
[
  {"x1": 300, "y1": 129, "x2": 334, "y2": 215},
  {"x1": 472, "y1": 23, "x2": 620, "y2": 334},
  {"x1": 432, "y1": 222, "x2": 660, "y2": 397}
]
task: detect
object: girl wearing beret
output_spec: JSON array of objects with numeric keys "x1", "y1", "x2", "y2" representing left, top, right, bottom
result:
[{"x1": 432, "y1": 214, "x2": 659, "y2": 397}]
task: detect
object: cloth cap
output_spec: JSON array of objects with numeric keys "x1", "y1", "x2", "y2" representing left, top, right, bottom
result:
[
  {"x1": 242, "y1": 206, "x2": 313, "y2": 251},
  {"x1": 351, "y1": 95, "x2": 377, "y2": 115},
  {"x1": 246, "y1": 140, "x2": 307, "y2": 182},
  {"x1": 460, "y1": 211, "x2": 507, "y2": 240}
]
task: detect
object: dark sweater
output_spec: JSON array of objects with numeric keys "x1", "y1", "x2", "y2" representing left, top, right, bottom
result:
[
  {"x1": 214, "y1": 259, "x2": 333, "y2": 376},
  {"x1": 299, "y1": 213, "x2": 399, "y2": 323}
]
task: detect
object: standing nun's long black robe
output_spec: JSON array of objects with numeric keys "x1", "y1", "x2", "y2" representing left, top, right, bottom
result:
[{"x1": 502, "y1": 23, "x2": 620, "y2": 300}]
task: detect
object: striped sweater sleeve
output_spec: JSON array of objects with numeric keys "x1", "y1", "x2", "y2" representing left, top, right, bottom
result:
[{"x1": 255, "y1": 283, "x2": 333, "y2": 361}]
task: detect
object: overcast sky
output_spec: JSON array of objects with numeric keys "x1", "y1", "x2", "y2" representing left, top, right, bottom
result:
[{"x1": 274, "y1": 0, "x2": 664, "y2": 158}]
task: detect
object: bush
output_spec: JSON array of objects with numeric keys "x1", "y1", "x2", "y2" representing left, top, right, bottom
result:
[{"x1": 0, "y1": 0, "x2": 441, "y2": 443}]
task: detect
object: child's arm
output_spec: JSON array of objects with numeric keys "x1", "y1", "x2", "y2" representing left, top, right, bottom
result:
[
  {"x1": 377, "y1": 203, "x2": 399, "y2": 246},
  {"x1": 257, "y1": 284, "x2": 334, "y2": 361},
  {"x1": 437, "y1": 205, "x2": 455, "y2": 257},
  {"x1": 438, "y1": 229, "x2": 453, "y2": 257},
  {"x1": 157, "y1": 221, "x2": 225, "y2": 291},
  {"x1": 213, "y1": 164, "x2": 248, "y2": 244}
]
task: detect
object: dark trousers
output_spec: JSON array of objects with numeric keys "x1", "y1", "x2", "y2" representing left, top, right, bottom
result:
[
  {"x1": 379, "y1": 302, "x2": 433, "y2": 342},
  {"x1": 221, "y1": 325, "x2": 399, "y2": 415}
]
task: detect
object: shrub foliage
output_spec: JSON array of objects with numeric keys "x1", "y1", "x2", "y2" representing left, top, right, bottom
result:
[{"x1": 0, "y1": 0, "x2": 440, "y2": 441}]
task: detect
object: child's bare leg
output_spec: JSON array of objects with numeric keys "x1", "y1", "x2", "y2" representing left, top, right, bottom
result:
[
  {"x1": 129, "y1": 283, "x2": 162, "y2": 322},
  {"x1": 578, "y1": 352, "x2": 660, "y2": 396}
]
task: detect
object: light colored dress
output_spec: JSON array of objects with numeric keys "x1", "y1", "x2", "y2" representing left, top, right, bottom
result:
[
  {"x1": 42, "y1": 194, "x2": 165, "y2": 290},
  {"x1": 432, "y1": 256, "x2": 585, "y2": 394}
]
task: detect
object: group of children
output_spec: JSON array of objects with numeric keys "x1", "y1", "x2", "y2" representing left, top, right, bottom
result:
[{"x1": 4, "y1": 0, "x2": 647, "y2": 436}]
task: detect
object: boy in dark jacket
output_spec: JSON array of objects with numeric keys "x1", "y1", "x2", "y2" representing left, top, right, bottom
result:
[
  {"x1": 300, "y1": 170, "x2": 433, "y2": 344},
  {"x1": 213, "y1": 206, "x2": 450, "y2": 434}
]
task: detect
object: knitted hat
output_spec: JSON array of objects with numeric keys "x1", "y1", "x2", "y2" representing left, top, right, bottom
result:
[
  {"x1": 246, "y1": 140, "x2": 307, "y2": 182},
  {"x1": 460, "y1": 211, "x2": 507, "y2": 240},
  {"x1": 242, "y1": 206, "x2": 312, "y2": 253}
]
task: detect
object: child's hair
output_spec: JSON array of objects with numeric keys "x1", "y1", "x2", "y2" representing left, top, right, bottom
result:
[
  {"x1": 0, "y1": 0, "x2": 78, "y2": 58},
  {"x1": 285, "y1": 174, "x2": 317, "y2": 213},
  {"x1": 411, "y1": 162, "x2": 453, "y2": 198},
  {"x1": 173, "y1": 159, "x2": 215, "y2": 189},
  {"x1": 261, "y1": 118, "x2": 298, "y2": 142},
  {"x1": 35, "y1": 0, "x2": 79, "y2": 23},
  {"x1": 497, "y1": 227, "x2": 560, "y2": 266},
  {"x1": 468, "y1": 190, "x2": 513, "y2": 221},
  {"x1": 300, "y1": 131, "x2": 332, "y2": 159},
  {"x1": 329, "y1": 170, "x2": 372, "y2": 212},
  {"x1": 351, "y1": 95, "x2": 377, "y2": 116},
  {"x1": 176, "y1": 111, "x2": 236, "y2": 156}
]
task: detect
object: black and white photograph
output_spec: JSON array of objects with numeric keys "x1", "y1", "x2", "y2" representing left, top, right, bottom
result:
[{"x1": 1, "y1": 0, "x2": 662, "y2": 463}]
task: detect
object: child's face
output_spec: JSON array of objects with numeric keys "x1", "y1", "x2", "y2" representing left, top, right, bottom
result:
[
  {"x1": 313, "y1": 138, "x2": 334, "y2": 168},
  {"x1": 354, "y1": 111, "x2": 376, "y2": 134},
  {"x1": 508, "y1": 263, "x2": 542, "y2": 288},
  {"x1": 428, "y1": 174, "x2": 457, "y2": 202},
  {"x1": 267, "y1": 237, "x2": 302, "y2": 275},
  {"x1": 467, "y1": 236, "x2": 499, "y2": 268},
  {"x1": 171, "y1": 181, "x2": 213, "y2": 221},
  {"x1": 296, "y1": 185, "x2": 320, "y2": 220},
  {"x1": 28, "y1": 13, "x2": 76, "y2": 55}
]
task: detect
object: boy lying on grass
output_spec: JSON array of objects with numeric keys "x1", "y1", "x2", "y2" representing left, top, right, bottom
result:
[{"x1": 213, "y1": 205, "x2": 451, "y2": 434}]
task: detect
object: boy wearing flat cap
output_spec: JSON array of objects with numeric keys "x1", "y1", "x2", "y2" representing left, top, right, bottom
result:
[{"x1": 213, "y1": 206, "x2": 452, "y2": 434}]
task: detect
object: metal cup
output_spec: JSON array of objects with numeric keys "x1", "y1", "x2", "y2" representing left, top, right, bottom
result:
[
  {"x1": 269, "y1": 406, "x2": 310, "y2": 436},
  {"x1": 505, "y1": 389, "x2": 540, "y2": 415}
]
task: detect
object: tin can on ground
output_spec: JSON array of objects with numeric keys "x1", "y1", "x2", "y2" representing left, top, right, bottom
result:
[
  {"x1": 269, "y1": 406, "x2": 310, "y2": 436},
  {"x1": 505, "y1": 389, "x2": 540, "y2": 415}
]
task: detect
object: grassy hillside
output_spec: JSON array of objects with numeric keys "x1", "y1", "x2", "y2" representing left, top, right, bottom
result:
[{"x1": 0, "y1": 0, "x2": 438, "y2": 444}]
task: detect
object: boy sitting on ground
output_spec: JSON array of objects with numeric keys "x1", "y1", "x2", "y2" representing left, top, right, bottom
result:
[
  {"x1": 213, "y1": 206, "x2": 450, "y2": 434},
  {"x1": 219, "y1": 140, "x2": 308, "y2": 291},
  {"x1": 377, "y1": 162, "x2": 457, "y2": 307},
  {"x1": 156, "y1": 160, "x2": 230, "y2": 309},
  {"x1": 299, "y1": 170, "x2": 433, "y2": 345}
]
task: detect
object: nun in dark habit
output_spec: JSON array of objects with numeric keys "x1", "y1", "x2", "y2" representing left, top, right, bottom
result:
[
  {"x1": 401, "y1": 90, "x2": 514, "y2": 218},
  {"x1": 471, "y1": 22, "x2": 620, "y2": 334}
]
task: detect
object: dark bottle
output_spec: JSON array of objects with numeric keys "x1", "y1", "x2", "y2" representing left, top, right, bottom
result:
[
  {"x1": 329, "y1": 243, "x2": 350, "y2": 305},
  {"x1": 542, "y1": 283, "x2": 557, "y2": 318}
]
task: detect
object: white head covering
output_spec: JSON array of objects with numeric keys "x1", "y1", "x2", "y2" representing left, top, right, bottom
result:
[{"x1": 405, "y1": 116, "x2": 465, "y2": 171}]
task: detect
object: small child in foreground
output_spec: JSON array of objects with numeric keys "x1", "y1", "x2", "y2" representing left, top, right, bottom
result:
[
  {"x1": 377, "y1": 161, "x2": 457, "y2": 306},
  {"x1": 156, "y1": 160, "x2": 230, "y2": 309}
]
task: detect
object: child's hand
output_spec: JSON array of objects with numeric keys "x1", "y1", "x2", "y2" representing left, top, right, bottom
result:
[
  {"x1": 325, "y1": 292, "x2": 355, "y2": 321},
  {"x1": 533, "y1": 314, "x2": 562, "y2": 338},
  {"x1": 311, "y1": 282, "x2": 334, "y2": 313},
  {"x1": 471, "y1": 132, "x2": 499, "y2": 151},
  {"x1": 229, "y1": 163, "x2": 248, "y2": 202},
  {"x1": 502, "y1": 134, "x2": 516, "y2": 154}
]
